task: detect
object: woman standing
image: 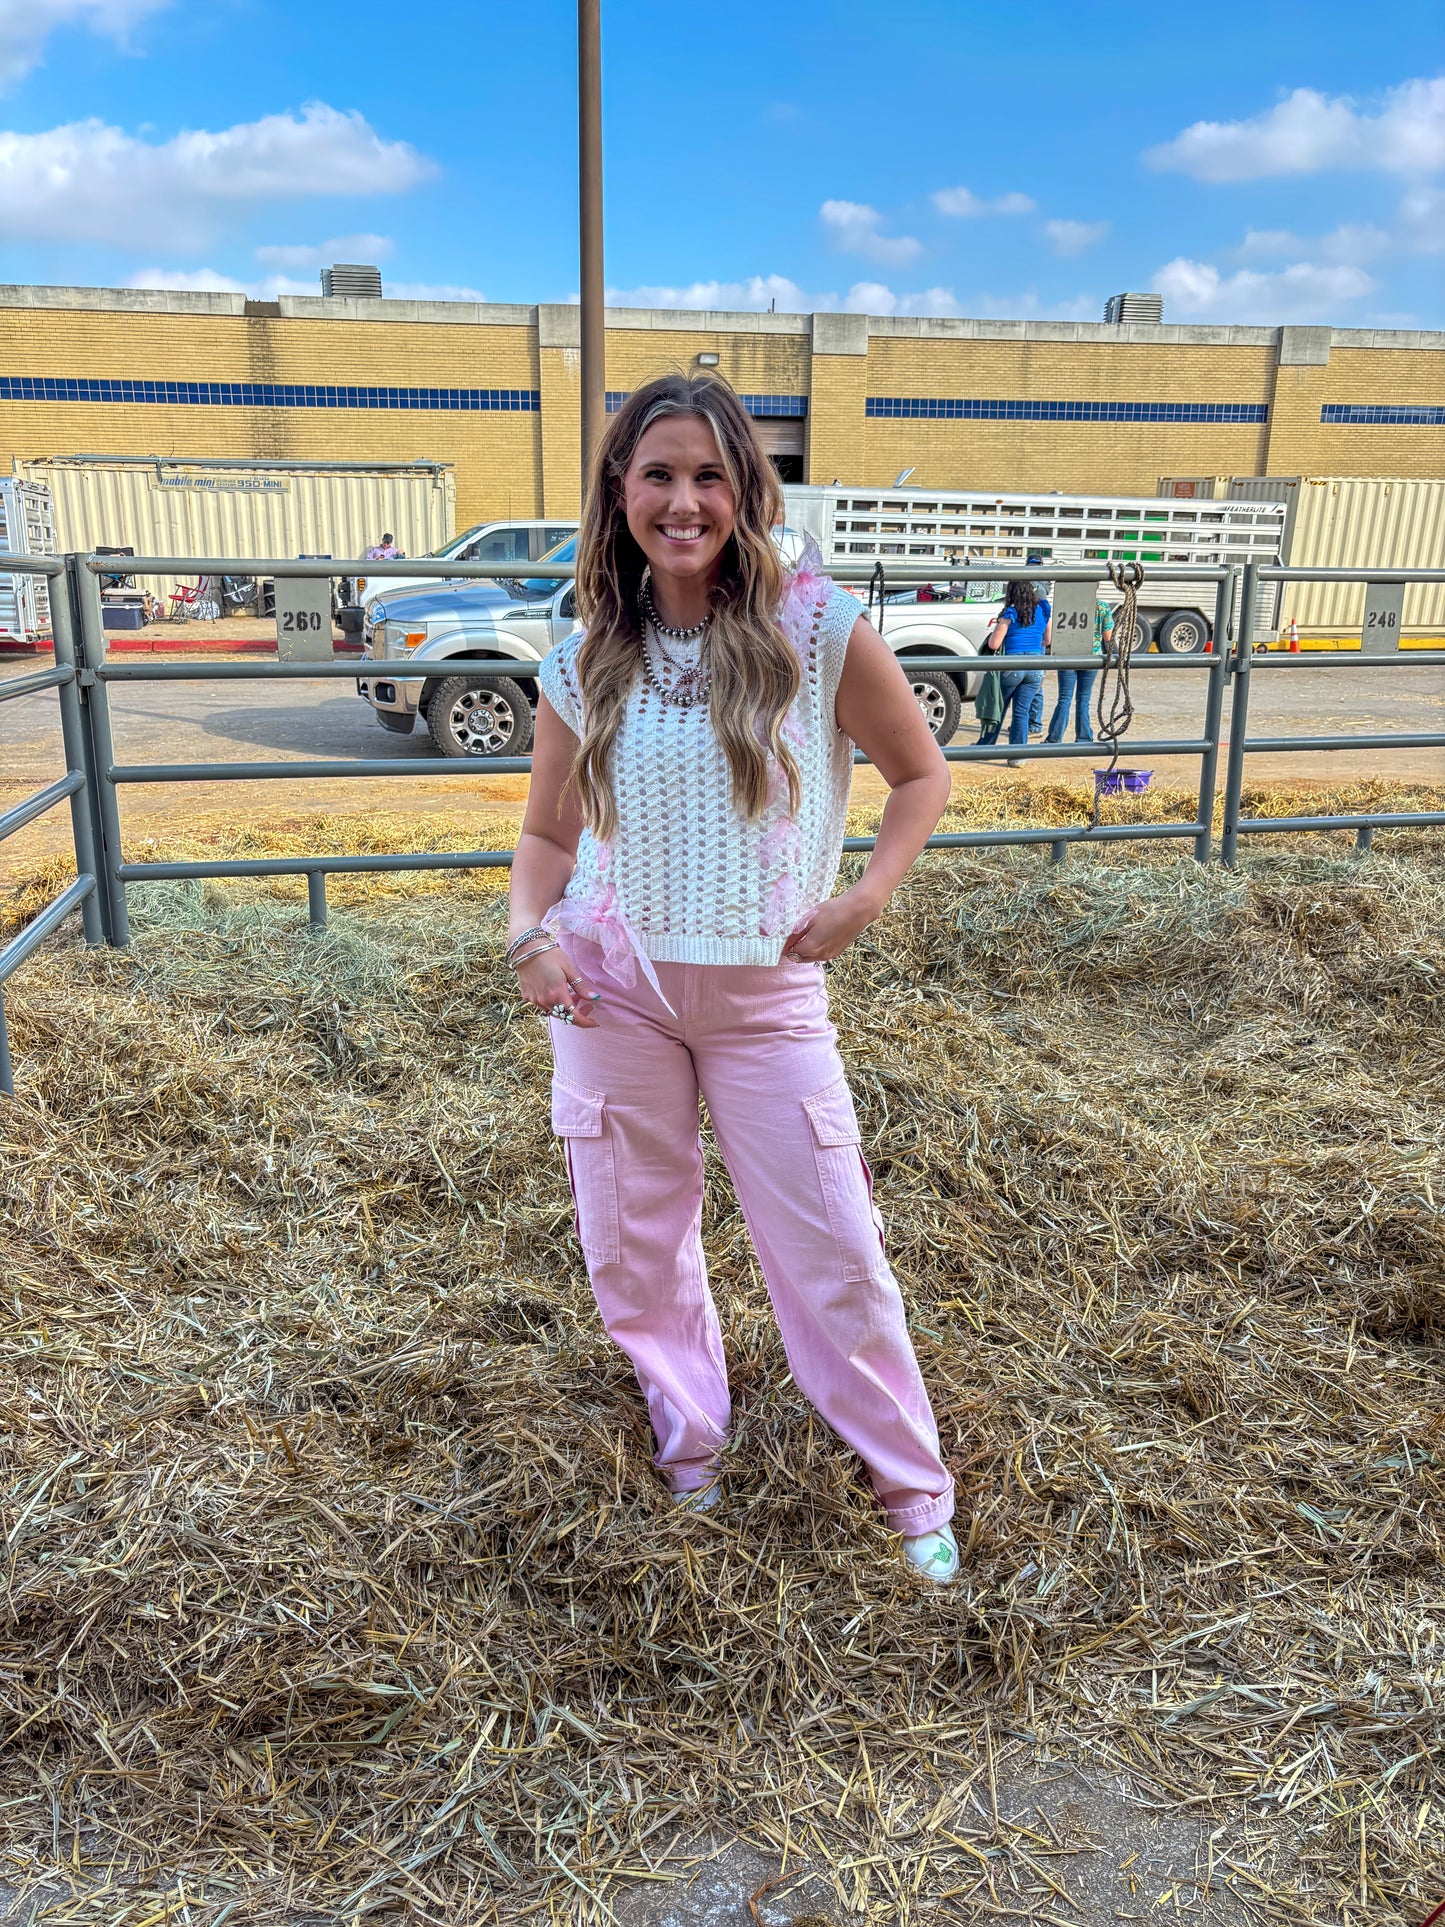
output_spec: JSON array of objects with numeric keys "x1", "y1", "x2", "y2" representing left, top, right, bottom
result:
[
  {"x1": 1046, "y1": 595, "x2": 1111, "y2": 745},
  {"x1": 976, "y1": 580, "x2": 1052, "y2": 766},
  {"x1": 506, "y1": 374, "x2": 959, "y2": 1582}
]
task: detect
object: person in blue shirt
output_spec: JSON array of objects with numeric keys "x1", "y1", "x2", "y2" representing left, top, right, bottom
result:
[
  {"x1": 976, "y1": 579, "x2": 1052, "y2": 765},
  {"x1": 1046, "y1": 597, "x2": 1112, "y2": 744}
]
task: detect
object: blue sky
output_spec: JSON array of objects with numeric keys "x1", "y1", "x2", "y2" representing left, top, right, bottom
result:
[{"x1": 0, "y1": 0, "x2": 1440, "y2": 327}]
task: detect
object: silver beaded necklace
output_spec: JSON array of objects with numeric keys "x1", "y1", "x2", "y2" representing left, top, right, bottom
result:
[{"x1": 638, "y1": 573, "x2": 713, "y2": 709}]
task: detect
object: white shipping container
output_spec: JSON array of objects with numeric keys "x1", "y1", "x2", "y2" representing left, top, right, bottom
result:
[
  {"x1": 12, "y1": 457, "x2": 456, "y2": 607},
  {"x1": 0, "y1": 477, "x2": 57, "y2": 644},
  {"x1": 1226, "y1": 476, "x2": 1445, "y2": 639}
]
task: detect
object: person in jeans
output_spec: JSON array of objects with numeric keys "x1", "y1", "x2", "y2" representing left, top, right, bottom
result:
[
  {"x1": 507, "y1": 373, "x2": 960, "y2": 1583},
  {"x1": 1024, "y1": 557, "x2": 1048, "y2": 737},
  {"x1": 976, "y1": 579, "x2": 1052, "y2": 765},
  {"x1": 1047, "y1": 597, "x2": 1112, "y2": 744}
]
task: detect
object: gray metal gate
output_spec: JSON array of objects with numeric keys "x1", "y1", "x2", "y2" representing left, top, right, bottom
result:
[{"x1": 1, "y1": 551, "x2": 1441, "y2": 1096}]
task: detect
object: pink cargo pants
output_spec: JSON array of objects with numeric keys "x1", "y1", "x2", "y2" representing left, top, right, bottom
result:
[{"x1": 549, "y1": 937, "x2": 955, "y2": 1535}]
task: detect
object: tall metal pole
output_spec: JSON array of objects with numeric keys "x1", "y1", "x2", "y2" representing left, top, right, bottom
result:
[{"x1": 577, "y1": 0, "x2": 605, "y2": 500}]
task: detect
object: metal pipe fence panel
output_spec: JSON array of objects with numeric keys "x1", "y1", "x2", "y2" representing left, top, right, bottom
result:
[
  {"x1": 1219, "y1": 562, "x2": 1445, "y2": 862},
  {"x1": 0, "y1": 559, "x2": 104, "y2": 1094},
  {"x1": 70, "y1": 555, "x2": 1236, "y2": 938},
  {"x1": 0, "y1": 771, "x2": 85, "y2": 844},
  {"x1": 0, "y1": 664, "x2": 73, "y2": 704},
  {"x1": 1, "y1": 550, "x2": 1438, "y2": 1094}
]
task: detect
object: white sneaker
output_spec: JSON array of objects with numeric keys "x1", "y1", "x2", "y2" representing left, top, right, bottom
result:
[
  {"x1": 673, "y1": 1482, "x2": 720, "y2": 1511},
  {"x1": 902, "y1": 1524, "x2": 959, "y2": 1582}
]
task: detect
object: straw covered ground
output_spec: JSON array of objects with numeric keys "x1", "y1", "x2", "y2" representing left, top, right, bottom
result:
[{"x1": 1, "y1": 787, "x2": 1443, "y2": 1926}]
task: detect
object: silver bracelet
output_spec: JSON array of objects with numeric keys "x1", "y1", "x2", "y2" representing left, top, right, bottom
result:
[
  {"x1": 509, "y1": 939, "x2": 558, "y2": 971},
  {"x1": 505, "y1": 925, "x2": 551, "y2": 966}
]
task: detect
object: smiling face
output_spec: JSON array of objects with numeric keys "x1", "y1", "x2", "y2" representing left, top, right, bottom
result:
[{"x1": 622, "y1": 413, "x2": 737, "y2": 595}]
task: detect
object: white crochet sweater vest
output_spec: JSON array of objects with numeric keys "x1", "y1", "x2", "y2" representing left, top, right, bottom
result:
[{"x1": 537, "y1": 570, "x2": 862, "y2": 967}]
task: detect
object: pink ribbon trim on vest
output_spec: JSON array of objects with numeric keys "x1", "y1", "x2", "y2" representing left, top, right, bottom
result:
[{"x1": 542, "y1": 843, "x2": 677, "y2": 1016}]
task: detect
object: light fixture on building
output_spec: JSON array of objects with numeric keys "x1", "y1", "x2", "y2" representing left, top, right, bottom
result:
[
  {"x1": 696, "y1": 351, "x2": 720, "y2": 366},
  {"x1": 893, "y1": 467, "x2": 915, "y2": 487}
]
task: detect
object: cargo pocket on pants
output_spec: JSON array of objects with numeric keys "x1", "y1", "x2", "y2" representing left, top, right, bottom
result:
[
  {"x1": 802, "y1": 1077, "x2": 889, "y2": 1284},
  {"x1": 552, "y1": 1076, "x2": 620, "y2": 1267}
]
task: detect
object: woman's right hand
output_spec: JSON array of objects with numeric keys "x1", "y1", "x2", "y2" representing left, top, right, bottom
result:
[{"x1": 514, "y1": 946, "x2": 601, "y2": 1029}]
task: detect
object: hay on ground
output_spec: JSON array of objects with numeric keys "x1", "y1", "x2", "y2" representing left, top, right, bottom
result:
[{"x1": 0, "y1": 818, "x2": 1441, "y2": 1925}]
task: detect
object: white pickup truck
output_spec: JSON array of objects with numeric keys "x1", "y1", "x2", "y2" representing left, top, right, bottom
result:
[{"x1": 358, "y1": 529, "x2": 991, "y2": 753}]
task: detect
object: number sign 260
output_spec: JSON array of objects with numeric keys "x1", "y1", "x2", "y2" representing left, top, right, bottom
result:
[{"x1": 280, "y1": 609, "x2": 326, "y2": 633}]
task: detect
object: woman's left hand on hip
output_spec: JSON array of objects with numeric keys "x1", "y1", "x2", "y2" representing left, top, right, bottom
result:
[{"x1": 782, "y1": 886, "x2": 881, "y2": 963}]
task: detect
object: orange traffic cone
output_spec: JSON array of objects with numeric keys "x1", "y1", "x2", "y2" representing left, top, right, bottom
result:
[{"x1": 1288, "y1": 618, "x2": 1300, "y2": 653}]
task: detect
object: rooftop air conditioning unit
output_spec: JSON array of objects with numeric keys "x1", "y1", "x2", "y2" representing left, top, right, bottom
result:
[
  {"x1": 1104, "y1": 292, "x2": 1164, "y2": 325},
  {"x1": 320, "y1": 263, "x2": 384, "y2": 299}
]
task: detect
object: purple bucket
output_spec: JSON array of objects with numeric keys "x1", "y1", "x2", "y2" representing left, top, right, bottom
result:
[{"x1": 1094, "y1": 769, "x2": 1153, "y2": 795}]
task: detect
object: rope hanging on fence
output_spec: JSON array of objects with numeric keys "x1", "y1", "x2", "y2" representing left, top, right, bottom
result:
[
  {"x1": 866, "y1": 561, "x2": 886, "y2": 628},
  {"x1": 1090, "y1": 561, "x2": 1144, "y2": 827}
]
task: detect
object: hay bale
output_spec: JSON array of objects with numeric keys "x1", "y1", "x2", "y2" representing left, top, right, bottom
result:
[{"x1": 0, "y1": 820, "x2": 1441, "y2": 1925}]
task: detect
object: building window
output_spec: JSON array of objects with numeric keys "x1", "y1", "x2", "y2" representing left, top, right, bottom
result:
[
  {"x1": 1320, "y1": 403, "x2": 1445, "y2": 425},
  {"x1": 864, "y1": 397, "x2": 1269, "y2": 424},
  {"x1": 0, "y1": 375, "x2": 541, "y2": 412}
]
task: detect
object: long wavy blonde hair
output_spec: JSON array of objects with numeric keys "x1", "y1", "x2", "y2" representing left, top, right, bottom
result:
[{"x1": 570, "y1": 373, "x2": 801, "y2": 841}]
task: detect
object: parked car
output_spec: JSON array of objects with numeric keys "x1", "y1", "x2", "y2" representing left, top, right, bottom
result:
[
  {"x1": 338, "y1": 519, "x2": 577, "y2": 635},
  {"x1": 356, "y1": 532, "x2": 988, "y2": 755},
  {"x1": 356, "y1": 536, "x2": 579, "y2": 756}
]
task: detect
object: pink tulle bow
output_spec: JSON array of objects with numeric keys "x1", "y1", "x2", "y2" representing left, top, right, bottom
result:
[
  {"x1": 542, "y1": 880, "x2": 676, "y2": 1016},
  {"x1": 758, "y1": 815, "x2": 801, "y2": 871},
  {"x1": 760, "y1": 871, "x2": 800, "y2": 939},
  {"x1": 776, "y1": 532, "x2": 828, "y2": 648}
]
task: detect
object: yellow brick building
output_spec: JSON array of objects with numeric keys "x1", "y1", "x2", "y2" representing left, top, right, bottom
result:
[{"x1": 2, "y1": 285, "x2": 1441, "y2": 530}]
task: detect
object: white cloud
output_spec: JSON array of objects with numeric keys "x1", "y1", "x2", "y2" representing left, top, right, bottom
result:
[
  {"x1": 1400, "y1": 183, "x2": 1445, "y2": 250},
  {"x1": 931, "y1": 185, "x2": 1036, "y2": 217},
  {"x1": 604, "y1": 274, "x2": 1100, "y2": 321},
  {"x1": 1147, "y1": 77, "x2": 1445, "y2": 181},
  {"x1": 0, "y1": 0, "x2": 170, "y2": 86},
  {"x1": 604, "y1": 273, "x2": 809, "y2": 312},
  {"x1": 1044, "y1": 218, "x2": 1109, "y2": 256},
  {"x1": 840, "y1": 281, "x2": 965, "y2": 317},
  {"x1": 1238, "y1": 222, "x2": 1391, "y2": 265},
  {"x1": 254, "y1": 233, "x2": 394, "y2": 270},
  {"x1": 0, "y1": 104, "x2": 434, "y2": 250},
  {"x1": 127, "y1": 266, "x2": 247, "y2": 293},
  {"x1": 819, "y1": 199, "x2": 923, "y2": 267},
  {"x1": 383, "y1": 281, "x2": 486, "y2": 302},
  {"x1": 127, "y1": 264, "x2": 485, "y2": 303},
  {"x1": 1153, "y1": 256, "x2": 1376, "y2": 323}
]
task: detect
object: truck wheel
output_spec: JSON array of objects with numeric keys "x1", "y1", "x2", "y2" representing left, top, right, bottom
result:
[
  {"x1": 1128, "y1": 610, "x2": 1155, "y2": 650},
  {"x1": 1156, "y1": 609, "x2": 1211, "y2": 655},
  {"x1": 427, "y1": 675, "x2": 534, "y2": 758},
  {"x1": 905, "y1": 666, "x2": 963, "y2": 745}
]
